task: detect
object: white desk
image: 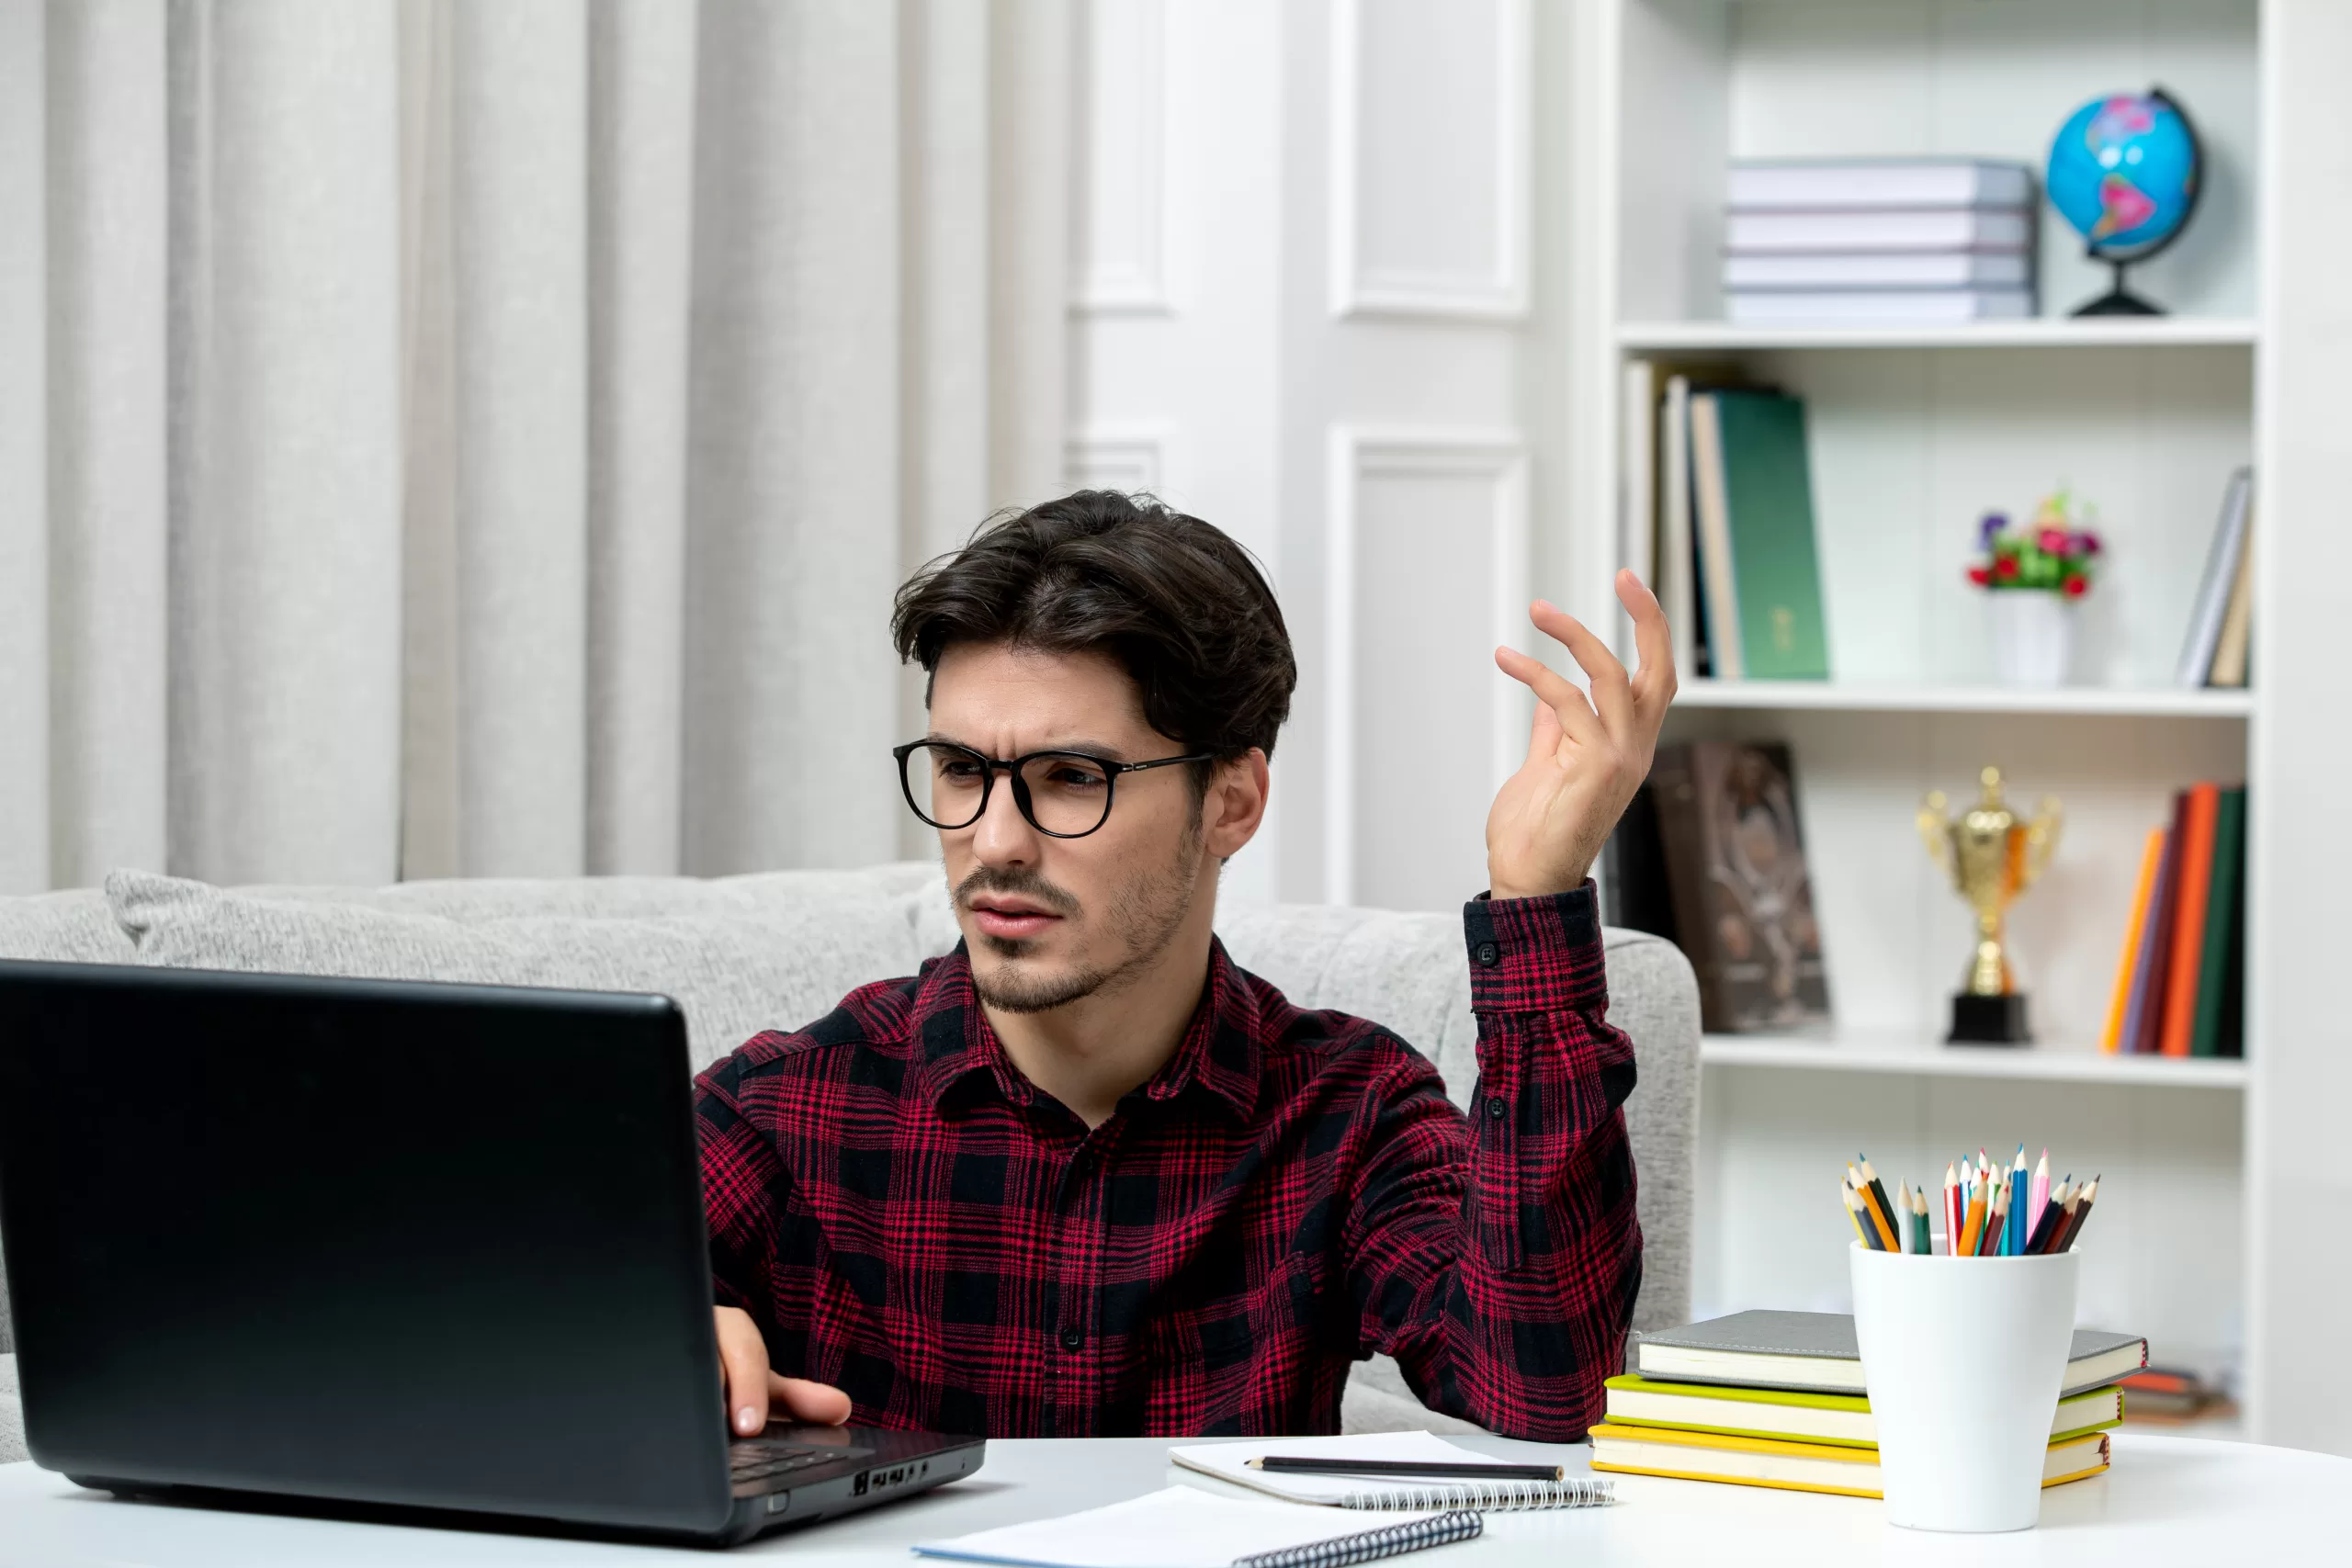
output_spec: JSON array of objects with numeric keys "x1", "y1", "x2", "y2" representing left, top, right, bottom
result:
[{"x1": 0, "y1": 1432, "x2": 2342, "y2": 1566}]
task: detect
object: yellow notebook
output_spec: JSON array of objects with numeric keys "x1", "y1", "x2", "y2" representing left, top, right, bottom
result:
[{"x1": 1588, "y1": 1423, "x2": 2110, "y2": 1500}]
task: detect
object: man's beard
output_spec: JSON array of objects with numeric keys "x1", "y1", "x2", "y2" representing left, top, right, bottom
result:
[{"x1": 961, "y1": 829, "x2": 1204, "y2": 1015}]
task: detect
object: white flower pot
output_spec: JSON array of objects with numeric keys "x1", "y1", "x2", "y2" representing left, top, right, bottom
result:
[{"x1": 1985, "y1": 591, "x2": 2075, "y2": 687}]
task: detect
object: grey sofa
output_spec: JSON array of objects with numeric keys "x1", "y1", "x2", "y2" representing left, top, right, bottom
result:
[{"x1": 0, "y1": 863, "x2": 1701, "y2": 1466}]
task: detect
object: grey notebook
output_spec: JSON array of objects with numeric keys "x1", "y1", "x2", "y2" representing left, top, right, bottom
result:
[{"x1": 1637, "y1": 1311, "x2": 2147, "y2": 1397}]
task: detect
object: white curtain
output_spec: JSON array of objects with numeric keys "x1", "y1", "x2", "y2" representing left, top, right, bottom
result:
[{"x1": 0, "y1": 0, "x2": 1071, "y2": 894}]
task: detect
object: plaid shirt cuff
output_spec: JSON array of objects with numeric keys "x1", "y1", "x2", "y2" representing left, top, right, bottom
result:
[{"x1": 1462, "y1": 882, "x2": 1606, "y2": 1014}]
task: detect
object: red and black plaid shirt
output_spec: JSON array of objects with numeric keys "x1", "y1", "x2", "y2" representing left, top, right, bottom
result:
[{"x1": 693, "y1": 886, "x2": 1641, "y2": 1440}]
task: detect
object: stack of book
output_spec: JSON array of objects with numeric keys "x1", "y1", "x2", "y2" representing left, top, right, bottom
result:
[
  {"x1": 1722, "y1": 159, "x2": 2038, "y2": 326},
  {"x1": 2099, "y1": 781, "x2": 2247, "y2": 1057},
  {"x1": 1590, "y1": 1310, "x2": 2143, "y2": 1498}
]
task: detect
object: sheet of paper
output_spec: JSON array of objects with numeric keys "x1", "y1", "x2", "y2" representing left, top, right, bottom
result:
[{"x1": 913, "y1": 1484, "x2": 1448, "y2": 1568}]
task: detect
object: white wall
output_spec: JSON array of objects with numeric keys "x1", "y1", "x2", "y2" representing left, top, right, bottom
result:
[{"x1": 1068, "y1": 0, "x2": 1583, "y2": 911}]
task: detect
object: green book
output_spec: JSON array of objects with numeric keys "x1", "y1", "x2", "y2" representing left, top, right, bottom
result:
[
  {"x1": 2189, "y1": 785, "x2": 2247, "y2": 1057},
  {"x1": 1713, "y1": 390, "x2": 1830, "y2": 680},
  {"x1": 1602, "y1": 1373, "x2": 2125, "y2": 1450}
]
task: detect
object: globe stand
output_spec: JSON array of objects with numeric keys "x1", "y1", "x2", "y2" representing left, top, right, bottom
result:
[{"x1": 2071, "y1": 258, "x2": 2164, "y2": 317}]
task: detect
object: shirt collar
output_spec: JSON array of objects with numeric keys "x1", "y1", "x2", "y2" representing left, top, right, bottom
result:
[{"x1": 910, "y1": 940, "x2": 1261, "y2": 1122}]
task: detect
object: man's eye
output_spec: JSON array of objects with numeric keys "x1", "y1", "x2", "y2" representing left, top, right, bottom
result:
[
  {"x1": 939, "y1": 761, "x2": 986, "y2": 782},
  {"x1": 1045, "y1": 766, "x2": 1107, "y2": 790}
]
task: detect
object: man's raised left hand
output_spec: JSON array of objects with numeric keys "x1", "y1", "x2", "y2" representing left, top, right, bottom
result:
[{"x1": 1484, "y1": 570, "x2": 1677, "y2": 902}]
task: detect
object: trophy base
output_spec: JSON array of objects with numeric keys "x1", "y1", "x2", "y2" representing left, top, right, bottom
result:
[{"x1": 1948, "y1": 992, "x2": 2031, "y2": 1045}]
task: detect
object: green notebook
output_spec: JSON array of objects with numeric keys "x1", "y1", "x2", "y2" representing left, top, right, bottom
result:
[
  {"x1": 1712, "y1": 391, "x2": 1830, "y2": 680},
  {"x1": 2189, "y1": 785, "x2": 2246, "y2": 1058},
  {"x1": 1603, "y1": 1373, "x2": 2125, "y2": 1450}
]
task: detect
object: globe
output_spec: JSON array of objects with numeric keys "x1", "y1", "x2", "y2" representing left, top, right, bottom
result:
[{"x1": 2044, "y1": 88, "x2": 2201, "y2": 315}]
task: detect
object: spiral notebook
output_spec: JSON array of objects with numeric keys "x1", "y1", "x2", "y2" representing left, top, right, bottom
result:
[
  {"x1": 912, "y1": 1485, "x2": 1481, "y2": 1568},
  {"x1": 1170, "y1": 1431, "x2": 1613, "y2": 1512}
]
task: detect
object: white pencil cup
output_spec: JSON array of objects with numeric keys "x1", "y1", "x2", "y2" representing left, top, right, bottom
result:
[{"x1": 1849, "y1": 1242, "x2": 2082, "y2": 1533}]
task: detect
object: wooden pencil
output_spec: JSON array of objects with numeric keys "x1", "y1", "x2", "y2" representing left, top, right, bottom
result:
[
  {"x1": 1910, "y1": 1185, "x2": 1932, "y2": 1254},
  {"x1": 1859, "y1": 1156, "x2": 1899, "y2": 1249},
  {"x1": 1849, "y1": 1163, "x2": 1899, "y2": 1251},
  {"x1": 2055, "y1": 1176, "x2": 2100, "y2": 1251},
  {"x1": 2025, "y1": 1180, "x2": 2071, "y2": 1255},
  {"x1": 1959, "y1": 1174, "x2": 1988, "y2": 1257},
  {"x1": 1842, "y1": 1179, "x2": 1874, "y2": 1248},
  {"x1": 1942, "y1": 1164, "x2": 1962, "y2": 1256}
]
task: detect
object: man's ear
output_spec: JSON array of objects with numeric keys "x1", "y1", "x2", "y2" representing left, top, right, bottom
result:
[{"x1": 1204, "y1": 749, "x2": 1271, "y2": 861}]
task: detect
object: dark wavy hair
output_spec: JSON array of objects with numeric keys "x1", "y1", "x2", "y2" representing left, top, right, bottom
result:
[{"x1": 890, "y1": 491, "x2": 1297, "y2": 774}]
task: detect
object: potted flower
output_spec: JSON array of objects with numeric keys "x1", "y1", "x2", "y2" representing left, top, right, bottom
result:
[{"x1": 1966, "y1": 492, "x2": 2102, "y2": 687}]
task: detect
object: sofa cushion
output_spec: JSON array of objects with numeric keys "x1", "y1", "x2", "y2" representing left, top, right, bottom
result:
[
  {"x1": 105, "y1": 871, "x2": 937, "y2": 1072},
  {"x1": 0, "y1": 887, "x2": 138, "y2": 965}
]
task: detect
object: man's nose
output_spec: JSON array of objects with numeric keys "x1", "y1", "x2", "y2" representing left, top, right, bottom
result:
[{"x1": 968, "y1": 769, "x2": 1043, "y2": 865}]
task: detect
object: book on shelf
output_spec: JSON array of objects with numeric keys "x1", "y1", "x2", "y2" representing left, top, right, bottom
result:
[
  {"x1": 2160, "y1": 784, "x2": 2223, "y2": 1058},
  {"x1": 1724, "y1": 207, "x2": 2031, "y2": 254},
  {"x1": 1628, "y1": 364, "x2": 1756, "y2": 682},
  {"x1": 1643, "y1": 741, "x2": 1831, "y2": 1033},
  {"x1": 1723, "y1": 252, "x2": 2032, "y2": 290},
  {"x1": 1634, "y1": 1311, "x2": 2148, "y2": 1398},
  {"x1": 1726, "y1": 288, "x2": 2032, "y2": 325},
  {"x1": 2176, "y1": 468, "x2": 2254, "y2": 686},
  {"x1": 1694, "y1": 390, "x2": 1830, "y2": 680},
  {"x1": 1725, "y1": 158, "x2": 2035, "y2": 211},
  {"x1": 1587, "y1": 1423, "x2": 2109, "y2": 1499},
  {"x1": 2106, "y1": 784, "x2": 2247, "y2": 1059},
  {"x1": 2190, "y1": 786, "x2": 2248, "y2": 1059},
  {"x1": 2208, "y1": 504, "x2": 2256, "y2": 687},
  {"x1": 2100, "y1": 829, "x2": 2166, "y2": 1055},
  {"x1": 1602, "y1": 1374, "x2": 2123, "y2": 1450}
]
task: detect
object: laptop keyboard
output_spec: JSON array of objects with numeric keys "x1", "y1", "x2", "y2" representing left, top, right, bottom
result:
[{"x1": 729, "y1": 1438, "x2": 873, "y2": 1484}]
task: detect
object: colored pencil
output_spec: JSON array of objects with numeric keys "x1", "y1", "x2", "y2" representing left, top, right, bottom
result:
[
  {"x1": 1849, "y1": 1164, "x2": 1898, "y2": 1251},
  {"x1": 1858, "y1": 1156, "x2": 1897, "y2": 1247},
  {"x1": 2026, "y1": 1180, "x2": 2072, "y2": 1255},
  {"x1": 1910, "y1": 1185, "x2": 1932, "y2": 1254},
  {"x1": 1959, "y1": 1175, "x2": 1988, "y2": 1257},
  {"x1": 2006, "y1": 1145, "x2": 2029, "y2": 1257},
  {"x1": 1942, "y1": 1164, "x2": 1962, "y2": 1256},
  {"x1": 1985, "y1": 1182, "x2": 2010, "y2": 1257},
  {"x1": 2029, "y1": 1150, "x2": 2051, "y2": 1242},
  {"x1": 2055, "y1": 1176, "x2": 2099, "y2": 1252},
  {"x1": 1842, "y1": 1179, "x2": 1874, "y2": 1248}
]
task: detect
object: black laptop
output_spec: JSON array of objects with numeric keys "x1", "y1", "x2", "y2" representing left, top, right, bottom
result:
[{"x1": 0, "y1": 960, "x2": 984, "y2": 1546}]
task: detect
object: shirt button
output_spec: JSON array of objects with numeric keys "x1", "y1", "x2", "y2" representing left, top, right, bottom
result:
[
  {"x1": 1474, "y1": 942, "x2": 1500, "y2": 967},
  {"x1": 1487, "y1": 1097, "x2": 1508, "y2": 1121},
  {"x1": 1058, "y1": 1324, "x2": 1083, "y2": 1351}
]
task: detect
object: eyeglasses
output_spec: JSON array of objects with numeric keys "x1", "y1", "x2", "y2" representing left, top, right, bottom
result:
[{"x1": 892, "y1": 739, "x2": 1212, "y2": 840}]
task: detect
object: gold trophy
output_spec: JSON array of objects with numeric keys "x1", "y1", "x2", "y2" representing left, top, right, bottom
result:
[{"x1": 1917, "y1": 766, "x2": 2063, "y2": 1044}]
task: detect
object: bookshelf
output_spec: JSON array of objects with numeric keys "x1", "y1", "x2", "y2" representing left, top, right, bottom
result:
[
  {"x1": 1701, "y1": 1032, "x2": 2251, "y2": 1091},
  {"x1": 1673, "y1": 679, "x2": 2256, "y2": 719},
  {"x1": 1557, "y1": 0, "x2": 2345, "y2": 1449},
  {"x1": 1618, "y1": 317, "x2": 2261, "y2": 352}
]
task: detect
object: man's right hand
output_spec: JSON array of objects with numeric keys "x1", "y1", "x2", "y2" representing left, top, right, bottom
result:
[{"x1": 716, "y1": 1305, "x2": 854, "y2": 1435}]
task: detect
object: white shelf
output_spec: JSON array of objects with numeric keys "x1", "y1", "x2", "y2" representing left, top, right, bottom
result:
[
  {"x1": 1616, "y1": 318, "x2": 2260, "y2": 352},
  {"x1": 1671, "y1": 680, "x2": 2256, "y2": 718},
  {"x1": 1702, "y1": 1032, "x2": 2248, "y2": 1089}
]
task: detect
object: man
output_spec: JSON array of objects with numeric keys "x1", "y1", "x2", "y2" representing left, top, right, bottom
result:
[{"x1": 695, "y1": 490, "x2": 1674, "y2": 1440}]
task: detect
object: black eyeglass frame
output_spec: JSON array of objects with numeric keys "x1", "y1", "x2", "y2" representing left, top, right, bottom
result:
[{"x1": 892, "y1": 739, "x2": 1216, "y2": 840}]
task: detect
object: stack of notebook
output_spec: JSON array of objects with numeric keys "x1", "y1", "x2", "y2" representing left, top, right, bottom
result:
[
  {"x1": 1723, "y1": 159, "x2": 2038, "y2": 325},
  {"x1": 1590, "y1": 1311, "x2": 2143, "y2": 1499}
]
